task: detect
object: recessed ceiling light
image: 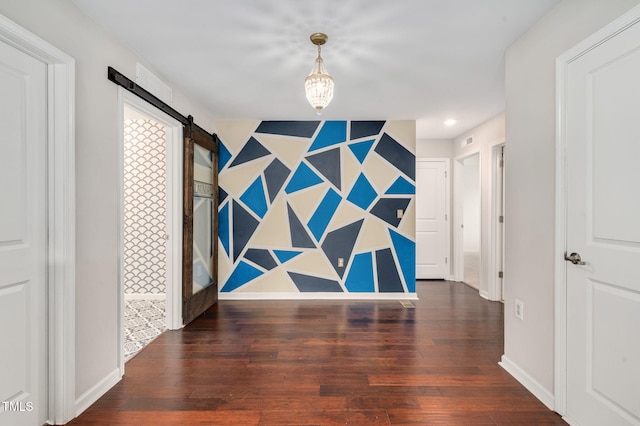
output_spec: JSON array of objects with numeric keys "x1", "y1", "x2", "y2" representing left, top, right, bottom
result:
[{"x1": 444, "y1": 119, "x2": 457, "y2": 126}]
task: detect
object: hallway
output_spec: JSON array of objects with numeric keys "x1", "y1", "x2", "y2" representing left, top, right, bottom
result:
[{"x1": 70, "y1": 281, "x2": 565, "y2": 425}]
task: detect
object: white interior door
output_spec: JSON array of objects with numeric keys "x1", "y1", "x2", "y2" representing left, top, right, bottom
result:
[
  {"x1": 416, "y1": 159, "x2": 449, "y2": 279},
  {"x1": 0, "y1": 40, "x2": 48, "y2": 425},
  {"x1": 564, "y1": 16, "x2": 640, "y2": 426}
]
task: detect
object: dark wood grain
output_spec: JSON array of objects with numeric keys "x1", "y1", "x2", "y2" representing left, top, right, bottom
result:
[{"x1": 68, "y1": 281, "x2": 566, "y2": 425}]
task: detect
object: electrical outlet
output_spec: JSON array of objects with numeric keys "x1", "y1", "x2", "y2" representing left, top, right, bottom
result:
[
  {"x1": 397, "y1": 209, "x2": 404, "y2": 218},
  {"x1": 337, "y1": 258, "x2": 344, "y2": 267},
  {"x1": 515, "y1": 299, "x2": 524, "y2": 320}
]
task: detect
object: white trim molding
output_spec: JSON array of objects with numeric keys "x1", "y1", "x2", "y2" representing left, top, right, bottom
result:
[
  {"x1": 500, "y1": 355, "x2": 555, "y2": 411},
  {"x1": 219, "y1": 292, "x2": 420, "y2": 301},
  {"x1": 0, "y1": 13, "x2": 76, "y2": 425},
  {"x1": 74, "y1": 368, "x2": 121, "y2": 417},
  {"x1": 554, "y1": 4, "x2": 640, "y2": 417}
]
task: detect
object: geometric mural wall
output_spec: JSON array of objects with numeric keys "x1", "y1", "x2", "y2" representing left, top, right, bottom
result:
[
  {"x1": 216, "y1": 120, "x2": 416, "y2": 295},
  {"x1": 123, "y1": 119, "x2": 167, "y2": 294}
]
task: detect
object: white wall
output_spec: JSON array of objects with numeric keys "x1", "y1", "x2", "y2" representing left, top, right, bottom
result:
[
  {"x1": 0, "y1": 0, "x2": 216, "y2": 409},
  {"x1": 416, "y1": 138, "x2": 453, "y2": 158},
  {"x1": 462, "y1": 154, "x2": 480, "y2": 252},
  {"x1": 453, "y1": 113, "x2": 505, "y2": 298},
  {"x1": 504, "y1": 0, "x2": 640, "y2": 401}
]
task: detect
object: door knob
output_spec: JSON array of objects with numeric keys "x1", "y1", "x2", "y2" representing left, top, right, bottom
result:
[{"x1": 564, "y1": 252, "x2": 586, "y2": 265}]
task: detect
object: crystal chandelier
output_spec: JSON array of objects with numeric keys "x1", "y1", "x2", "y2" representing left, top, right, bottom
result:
[{"x1": 305, "y1": 33, "x2": 334, "y2": 114}]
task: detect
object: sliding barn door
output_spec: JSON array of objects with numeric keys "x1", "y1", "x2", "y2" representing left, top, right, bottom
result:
[{"x1": 182, "y1": 124, "x2": 219, "y2": 325}]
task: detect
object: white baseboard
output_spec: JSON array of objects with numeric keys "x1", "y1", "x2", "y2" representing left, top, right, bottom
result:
[
  {"x1": 219, "y1": 292, "x2": 419, "y2": 301},
  {"x1": 499, "y1": 355, "x2": 555, "y2": 410},
  {"x1": 124, "y1": 293, "x2": 166, "y2": 301},
  {"x1": 479, "y1": 290, "x2": 490, "y2": 300},
  {"x1": 74, "y1": 368, "x2": 122, "y2": 418}
]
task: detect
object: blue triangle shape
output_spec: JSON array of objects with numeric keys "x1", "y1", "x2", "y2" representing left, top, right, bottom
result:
[
  {"x1": 385, "y1": 177, "x2": 416, "y2": 195},
  {"x1": 240, "y1": 177, "x2": 268, "y2": 218},
  {"x1": 285, "y1": 162, "x2": 324, "y2": 194},
  {"x1": 218, "y1": 140, "x2": 232, "y2": 172},
  {"x1": 348, "y1": 139, "x2": 375, "y2": 164},
  {"x1": 221, "y1": 261, "x2": 264, "y2": 292},
  {"x1": 308, "y1": 121, "x2": 347, "y2": 152},
  {"x1": 218, "y1": 202, "x2": 230, "y2": 257},
  {"x1": 274, "y1": 250, "x2": 302, "y2": 264},
  {"x1": 389, "y1": 229, "x2": 416, "y2": 293}
]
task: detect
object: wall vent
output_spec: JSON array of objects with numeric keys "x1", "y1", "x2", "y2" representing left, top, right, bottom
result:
[
  {"x1": 463, "y1": 136, "x2": 474, "y2": 147},
  {"x1": 136, "y1": 63, "x2": 173, "y2": 106}
]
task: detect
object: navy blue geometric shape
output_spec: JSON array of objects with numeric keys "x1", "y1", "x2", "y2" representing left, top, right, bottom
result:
[
  {"x1": 389, "y1": 229, "x2": 416, "y2": 293},
  {"x1": 218, "y1": 187, "x2": 228, "y2": 204},
  {"x1": 221, "y1": 261, "x2": 264, "y2": 292},
  {"x1": 255, "y1": 121, "x2": 321, "y2": 138},
  {"x1": 288, "y1": 272, "x2": 343, "y2": 292},
  {"x1": 344, "y1": 252, "x2": 375, "y2": 293},
  {"x1": 229, "y1": 137, "x2": 271, "y2": 168},
  {"x1": 374, "y1": 133, "x2": 415, "y2": 180},
  {"x1": 369, "y1": 198, "x2": 411, "y2": 228},
  {"x1": 385, "y1": 177, "x2": 415, "y2": 195},
  {"x1": 240, "y1": 177, "x2": 268, "y2": 218},
  {"x1": 232, "y1": 200, "x2": 260, "y2": 262},
  {"x1": 350, "y1": 121, "x2": 386, "y2": 140},
  {"x1": 346, "y1": 173, "x2": 378, "y2": 210},
  {"x1": 308, "y1": 121, "x2": 347, "y2": 152},
  {"x1": 219, "y1": 201, "x2": 230, "y2": 257},
  {"x1": 306, "y1": 147, "x2": 341, "y2": 190},
  {"x1": 287, "y1": 204, "x2": 316, "y2": 248},
  {"x1": 244, "y1": 249, "x2": 277, "y2": 271},
  {"x1": 218, "y1": 140, "x2": 233, "y2": 172},
  {"x1": 285, "y1": 162, "x2": 324, "y2": 194},
  {"x1": 264, "y1": 158, "x2": 291, "y2": 203},
  {"x1": 307, "y1": 188, "x2": 342, "y2": 242},
  {"x1": 348, "y1": 139, "x2": 375, "y2": 164},
  {"x1": 321, "y1": 219, "x2": 364, "y2": 278},
  {"x1": 376, "y1": 248, "x2": 405, "y2": 292}
]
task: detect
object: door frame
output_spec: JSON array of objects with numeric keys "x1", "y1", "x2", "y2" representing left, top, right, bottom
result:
[
  {"x1": 117, "y1": 88, "x2": 184, "y2": 373},
  {"x1": 453, "y1": 150, "x2": 481, "y2": 285},
  {"x1": 0, "y1": 14, "x2": 76, "y2": 424},
  {"x1": 488, "y1": 141, "x2": 505, "y2": 301},
  {"x1": 554, "y1": 4, "x2": 640, "y2": 416}
]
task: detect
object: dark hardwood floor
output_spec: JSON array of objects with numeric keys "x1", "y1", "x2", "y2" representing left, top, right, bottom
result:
[{"x1": 69, "y1": 281, "x2": 566, "y2": 425}]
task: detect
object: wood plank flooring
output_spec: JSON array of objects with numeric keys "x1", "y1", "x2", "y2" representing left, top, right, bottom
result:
[{"x1": 68, "y1": 281, "x2": 566, "y2": 425}]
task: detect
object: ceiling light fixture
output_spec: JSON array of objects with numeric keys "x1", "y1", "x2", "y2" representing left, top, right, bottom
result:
[
  {"x1": 305, "y1": 33, "x2": 334, "y2": 114},
  {"x1": 444, "y1": 119, "x2": 457, "y2": 126}
]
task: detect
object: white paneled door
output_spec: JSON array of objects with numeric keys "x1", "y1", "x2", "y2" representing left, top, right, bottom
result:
[
  {"x1": 416, "y1": 159, "x2": 449, "y2": 279},
  {"x1": 564, "y1": 15, "x2": 640, "y2": 426},
  {"x1": 0, "y1": 40, "x2": 48, "y2": 425}
]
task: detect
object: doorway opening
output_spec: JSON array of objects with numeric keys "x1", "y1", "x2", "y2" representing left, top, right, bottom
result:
[
  {"x1": 455, "y1": 152, "x2": 481, "y2": 290},
  {"x1": 119, "y1": 89, "x2": 183, "y2": 368}
]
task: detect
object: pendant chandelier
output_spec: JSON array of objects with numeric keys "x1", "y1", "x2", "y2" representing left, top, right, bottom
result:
[{"x1": 305, "y1": 33, "x2": 334, "y2": 114}]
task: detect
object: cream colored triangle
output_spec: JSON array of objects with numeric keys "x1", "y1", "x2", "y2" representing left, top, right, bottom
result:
[
  {"x1": 218, "y1": 155, "x2": 272, "y2": 198},
  {"x1": 287, "y1": 182, "x2": 329, "y2": 223},
  {"x1": 325, "y1": 199, "x2": 365, "y2": 234},
  {"x1": 363, "y1": 153, "x2": 398, "y2": 195},
  {"x1": 218, "y1": 242, "x2": 234, "y2": 285},
  {"x1": 354, "y1": 216, "x2": 393, "y2": 253},
  {"x1": 258, "y1": 133, "x2": 311, "y2": 170},
  {"x1": 397, "y1": 198, "x2": 416, "y2": 238},
  {"x1": 286, "y1": 250, "x2": 339, "y2": 281},
  {"x1": 249, "y1": 196, "x2": 292, "y2": 249},
  {"x1": 214, "y1": 120, "x2": 261, "y2": 151},
  {"x1": 381, "y1": 120, "x2": 416, "y2": 153},
  {"x1": 341, "y1": 145, "x2": 361, "y2": 197},
  {"x1": 236, "y1": 267, "x2": 298, "y2": 293}
]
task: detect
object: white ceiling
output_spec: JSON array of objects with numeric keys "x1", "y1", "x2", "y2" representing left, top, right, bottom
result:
[{"x1": 72, "y1": 0, "x2": 559, "y2": 139}]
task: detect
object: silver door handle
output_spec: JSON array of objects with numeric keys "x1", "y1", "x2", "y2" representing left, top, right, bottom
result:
[{"x1": 564, "y1": 252, "x2": 586, "y2": 265}]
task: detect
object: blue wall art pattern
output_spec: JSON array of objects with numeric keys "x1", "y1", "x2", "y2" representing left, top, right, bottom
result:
[{"x1": 216, "y1": 120, "x2": 416, "y2": 295}]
